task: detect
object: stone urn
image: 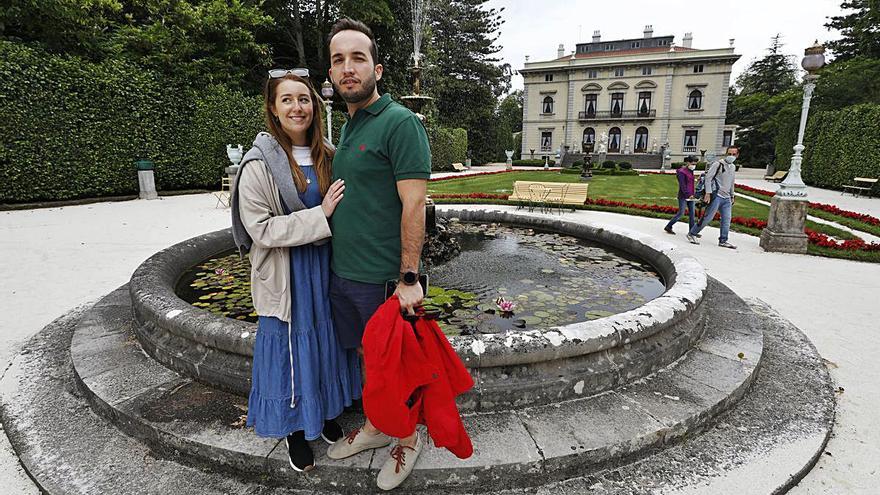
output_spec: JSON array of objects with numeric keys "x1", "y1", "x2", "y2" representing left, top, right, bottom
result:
[
  {"x1": 505, "y1": 150, "x2": 514, "y2": 171},
  {"x1": 225, "y1": 144, "x2": 244, "y2": 181}
]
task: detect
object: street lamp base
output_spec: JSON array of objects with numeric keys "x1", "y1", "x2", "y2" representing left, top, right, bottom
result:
[{"x1": 759, "y1": 195, "x2": 808, "y2": 254}]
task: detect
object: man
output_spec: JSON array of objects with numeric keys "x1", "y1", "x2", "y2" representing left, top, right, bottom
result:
[
  {"x1": 323, "y1": 18, "x2": 431, "y2": 491},
  {"x1": 687, "y1": 146, "x2": 739, "y2": 248}
]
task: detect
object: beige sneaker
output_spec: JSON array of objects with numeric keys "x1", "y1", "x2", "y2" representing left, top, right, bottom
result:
[
  {"x1": 376, "y1": 431, "x2": 423, "y2": 491},
  {"x1": 326, "y1": 427, "x2": 391, "y2": 460}
]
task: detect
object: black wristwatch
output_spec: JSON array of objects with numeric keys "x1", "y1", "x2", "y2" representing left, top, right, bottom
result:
[{"x1": 400, "y1": 271, "x2": 419, "y2": 286}]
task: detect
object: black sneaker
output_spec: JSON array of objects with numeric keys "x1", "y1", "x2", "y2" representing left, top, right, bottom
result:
[
  {"x1": 322, "y1": 419, "x2": 344, "y2": 444},
  {"x1": 664, "y1": 227, "x2": 675, "y2": 235},
  {"x1": 285, "y1": 431, "x2": 315, "y2": 472}
]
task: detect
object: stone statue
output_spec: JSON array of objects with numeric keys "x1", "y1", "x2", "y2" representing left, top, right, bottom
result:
[
  {"x1": 623, "y1": 136, "x2": 631, "y2": 155},
  {"x1": 596, "y1": 132, "x2": 608, "y2": 154},
  {"x1": 651, "y1": 138, "x2": 658, "y2": 154}
]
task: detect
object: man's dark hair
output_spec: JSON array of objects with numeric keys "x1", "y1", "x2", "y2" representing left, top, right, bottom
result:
[
  {"x1": 726, "y1": 146, "x2": 739, "y2": 153},
  {"x1": 684, "y1": 155, "x2": 698, "y2": 163},
  {"x1": 327, "y1": 18, "x2": 379, "y2": 65}
]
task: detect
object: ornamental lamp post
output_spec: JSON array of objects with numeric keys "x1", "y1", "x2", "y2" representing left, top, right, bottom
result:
[
  {"x1": 760, "y1": 41, "x2": 826, "y2": 254},
  {"x1": 321, "y1": 79, "x2": 334, "y2": 142}
]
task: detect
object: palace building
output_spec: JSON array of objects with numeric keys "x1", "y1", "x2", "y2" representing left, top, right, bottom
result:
[{"x1": 520, "y1": 26, "x2": 740, "y2": 165}]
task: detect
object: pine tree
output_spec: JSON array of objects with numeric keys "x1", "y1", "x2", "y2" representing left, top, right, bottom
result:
[
  {"x1": 825, "y1": 0, "x2": 880, "y2": 61},
  {"x1": 735, "y1": 34, "x2": 798, "y2": 96}
]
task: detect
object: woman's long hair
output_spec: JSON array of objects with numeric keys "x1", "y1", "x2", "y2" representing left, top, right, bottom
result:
[{"x1": 264, "y1": 74, "x2": 333, "y2": 195}]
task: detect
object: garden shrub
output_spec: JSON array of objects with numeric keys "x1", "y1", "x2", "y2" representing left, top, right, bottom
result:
[
  {"x1": 0, "y1": 41, "x2": 263, "y2": 203},
  {"x1": 618, "y1": 162, "x2": 632, "y2": 170},
  {"x1": 601, "y1": 160, "x2": 617, "y2": 169},
  {"x1": 696, "y1": 161, "x2": 707, "y2": 171},
  {"x1": 512, "y1": 159, "x2": 556, "y2": 166},
  {"x1": 801, "y1": 104, "x2": 880, "y2": 189},
  {"x1": 571, "y1": 160, "x2": 584, "y2": 169},
  {"x1": 429, "y1": 126, "x2": 468, "y2": 171}
]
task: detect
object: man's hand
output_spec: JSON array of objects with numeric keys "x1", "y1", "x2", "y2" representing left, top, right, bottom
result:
[
  {"x1": 395, "y1": 281, "x2": 424, "y2": 315},
  {"x1": 703, "y1": 193, "x2": 711, "y2": 203}
]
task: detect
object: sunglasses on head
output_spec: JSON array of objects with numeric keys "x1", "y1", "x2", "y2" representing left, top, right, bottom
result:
[{"x1": 268, "y1": 68, "x2": 309, "y2": 79}]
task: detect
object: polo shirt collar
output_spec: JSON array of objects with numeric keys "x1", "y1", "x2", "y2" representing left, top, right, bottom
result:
[{"x1": 363, "y1": 93, "x2": 392, "y2": 115}]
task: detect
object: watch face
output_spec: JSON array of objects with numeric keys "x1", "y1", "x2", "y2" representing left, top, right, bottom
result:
[{"x1": 403, "y1": 271, "x2": 418, "y2": 285}]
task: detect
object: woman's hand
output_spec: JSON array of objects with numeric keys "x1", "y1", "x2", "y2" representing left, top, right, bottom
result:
[{"x1": 322, "y1": 179, "x2": 345, "y2": 217}]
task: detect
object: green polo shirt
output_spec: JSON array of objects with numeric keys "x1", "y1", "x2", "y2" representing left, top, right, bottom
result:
[{"x1": 330, "y1": 93, "x2": 431, "y2": 284}]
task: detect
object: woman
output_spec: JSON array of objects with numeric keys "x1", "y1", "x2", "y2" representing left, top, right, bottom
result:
[
  {"x1": 664, "y1": 155, "x2": 697, "y2": 235},
  {"x1": 231, "y1": 69, "x2": 361, "y2": 472}
]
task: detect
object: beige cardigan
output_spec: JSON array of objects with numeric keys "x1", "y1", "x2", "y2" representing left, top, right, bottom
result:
[{"x1": 237, "y1": 159, "x2": 331, "y2": 322}]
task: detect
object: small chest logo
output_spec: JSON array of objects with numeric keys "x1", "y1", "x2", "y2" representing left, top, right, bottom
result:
[{"x1": 358, "y1": 144, "x2": 367, "y2": 152}]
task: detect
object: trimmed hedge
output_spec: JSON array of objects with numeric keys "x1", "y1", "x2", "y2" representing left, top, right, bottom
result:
[
  {"x1": 429, "y1": 127, "x2": 468, "y2": 171},
  {"x1": 802, "y1": 104, "x2": 880, "y2": 189},
  {"x1": 0, "y1": 41, "x2": 264, "y2": 203},
  {"x1": 512, "y1": 159, "x2": 556, "y2": 166}
]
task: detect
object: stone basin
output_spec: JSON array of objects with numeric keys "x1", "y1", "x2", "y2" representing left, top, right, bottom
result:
[{"x1": 130, "y1": 209, "x2": 708, "y2": 411}]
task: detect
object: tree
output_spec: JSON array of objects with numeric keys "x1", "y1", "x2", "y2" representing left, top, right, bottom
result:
[
  {"x1": 825, "y1": 0, "x2": 880, "y2": 61},
  {"x1": 426, "y1": 0, "x2": 510, "y2": 164},
  {"x1": 0, "y1": 0, "x2": 122, "y2": 57},
  {"x1": 735, "y1": 34, "x2": 798, "y2": 96},
  {"x1": 493, "y1": 90, "x2": 522, "y2": 160}
]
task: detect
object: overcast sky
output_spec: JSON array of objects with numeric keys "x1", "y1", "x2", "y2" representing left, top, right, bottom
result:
[{"x1": 484, "y1": 0, "x2": 845, "y2": 92}]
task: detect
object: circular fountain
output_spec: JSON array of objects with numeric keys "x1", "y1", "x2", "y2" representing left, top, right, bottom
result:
[{"x1": 129, "y1": 209, "x2": 707, "y2": 412}]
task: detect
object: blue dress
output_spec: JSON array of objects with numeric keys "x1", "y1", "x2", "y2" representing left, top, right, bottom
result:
[{"x1": 247, "y1": 164, "x2": 362, "y2": 439}]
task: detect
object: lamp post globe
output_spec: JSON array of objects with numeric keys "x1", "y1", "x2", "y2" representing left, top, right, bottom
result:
[{"x1": 321, "y1": 80, "x2": 334, "y2": 141}]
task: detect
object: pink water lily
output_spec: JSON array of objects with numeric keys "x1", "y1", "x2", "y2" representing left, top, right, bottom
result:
[
  {"x1": 215, "y1": 268, "x2": 226, "y2": 276},
  {"x1": 495, "y1": 296, "x2": 516, "y2": 314}
]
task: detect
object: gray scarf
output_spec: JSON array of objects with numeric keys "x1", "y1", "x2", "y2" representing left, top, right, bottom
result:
[{"x1": 231, "y1": 132, "x2": 331, "y2": 254}]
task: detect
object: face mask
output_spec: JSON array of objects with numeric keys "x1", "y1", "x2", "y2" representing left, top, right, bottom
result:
[
  {"x1": 688, "y1": 164, "x2": 696, "y2": 171},
  {"x1": 725, "y1": 155, "x2": 737, "y2": 164}
]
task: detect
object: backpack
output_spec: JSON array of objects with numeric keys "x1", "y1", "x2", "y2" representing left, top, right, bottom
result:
[{"x1": 695, "y1": 161, "x2": 724, "y2": 199}]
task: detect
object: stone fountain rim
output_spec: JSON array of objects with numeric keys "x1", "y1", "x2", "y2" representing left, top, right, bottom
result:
[{"x1": 128, "y1": 210, "x2": 706, "y2": 368}]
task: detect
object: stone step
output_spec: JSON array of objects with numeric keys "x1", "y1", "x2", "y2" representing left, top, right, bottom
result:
[
  {"x1": 0, "y1": 291, "x2": 833, "y2": 495},
  {"x1": 64, "y1": 281, "x2": 763, "y2": 492}
]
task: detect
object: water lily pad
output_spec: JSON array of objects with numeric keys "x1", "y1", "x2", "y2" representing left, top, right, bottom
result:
[{"x1": 585, "y1": 310, "x2": 615, "y2": 320}]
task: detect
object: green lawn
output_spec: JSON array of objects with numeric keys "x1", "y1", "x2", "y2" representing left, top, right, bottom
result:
[{"x1": 429, "y1": 171, "x2": 846, "y2": 237}]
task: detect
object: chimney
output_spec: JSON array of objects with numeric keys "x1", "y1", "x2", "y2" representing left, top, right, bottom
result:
[
  {"x1": 682, "y1": 32, "x2": 693, "y2": 48},
  {"x1": 729, "y1": 38, "x2": 736, "y2": 48},
  {"x1": 644, "y1": 25, "x2": 653, "y2": 39},
  {"x1": 593, "y1": 30, "x2": 601, "y2": 43},
  {"x1": 558, "y1": 44, "x2": 565, "y2": 58}
]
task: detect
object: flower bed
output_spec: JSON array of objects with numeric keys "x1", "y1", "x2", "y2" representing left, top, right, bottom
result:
[
  {"x1": 735, "y1": 184, "x2": 880, "y2": 226},
  {"x1": 429, "y1": 169, "x2": 560, "y2": 182}
]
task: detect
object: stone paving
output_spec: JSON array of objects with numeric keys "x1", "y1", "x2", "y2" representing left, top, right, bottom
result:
[{"x1": 1, "y1": 180, "x2": 879, "y2": 493}]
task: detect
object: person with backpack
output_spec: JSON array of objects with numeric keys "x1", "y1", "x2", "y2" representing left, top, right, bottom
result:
[
  {"x1": 663, "y1": 156, "x2": 698, "y2": 235},
  {"x1": 687, "y1": 147, "x2": 739, "y2": 249}
]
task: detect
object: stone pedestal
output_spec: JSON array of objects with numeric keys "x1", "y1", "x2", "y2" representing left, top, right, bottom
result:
[
  {"x1": 759, "y1": 196, "x2": 808, "y2": 253},
  {"x1": 137, "y1": 170, "x2": 158, "y2": 200}
]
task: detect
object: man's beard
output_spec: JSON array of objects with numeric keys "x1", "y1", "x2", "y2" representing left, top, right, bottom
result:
[{"x1": 339, "y1": 73, "x2": 377, "y2": 104}]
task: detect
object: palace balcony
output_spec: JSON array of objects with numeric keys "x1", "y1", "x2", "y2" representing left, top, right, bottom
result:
[{"x1": 578, "y1": 110, "x2": 656, "y2": 121}]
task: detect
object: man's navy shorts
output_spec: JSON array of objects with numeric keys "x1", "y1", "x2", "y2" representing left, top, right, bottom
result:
[{"x1": 329, "y1": 272, "x2": 387, "y2": 349}]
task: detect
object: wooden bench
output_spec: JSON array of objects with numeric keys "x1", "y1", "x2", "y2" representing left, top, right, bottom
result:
[
  {"x1": 764, "y1": 171, "x2": 787, "y2": 182},
  {"x1": 507, "y1": 181, "x2": 589, "y2": 212},
  {"x1": 451, "y1": 162, "x2": 467, "y2": 172},
  {"x1": 842, "y1": 177, "x2": 878, "y2": 197}
]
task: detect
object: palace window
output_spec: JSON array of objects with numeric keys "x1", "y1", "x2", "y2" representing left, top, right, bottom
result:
[
  {"x1": 614, "y1": 67, "x2": 625, "y2": 77},
  {"x1": 693, "y1": 64, "x2": 704, "y2": 73},
  {"x1": 587, "y1": 69, "x2": 598, "y2": 79},
  {"x1": 642, "y1": 66, "x2": 653, "y2": 76},
  {"x1": 545, "y1": 73, "x2": 554, "y2": 82},
  {"x1": 542, "y1": 96, "x2": 554, "y2": 114},
  {"x1": 687, "y1": 89, "x2": 703, "y2": 110},
  {"x1": 605, "y1": 44, "x2": 613, "y2": 51},
  {"x1": 634, "y1": 127, "x2": 649, "y2": 153},
  {"x1": 541, "y1": 131, "x2": 553, "y2": 152},
  {"x1": 584, "y1": 94, "x2": 597, "y2": 116},
  {"x1": 638, "y1": 91, "x2": 652, "y2": 115},
  {"x1": 631, "y1": 41, "x2": 641, "y2": 49},
  {"x1": 609, "y1": 127, "x2": 622, "y2": 152},
  {"x1": 723, "y1": 130, "x2": 733, "y2": 148},
  {"x1": 683, "y1": 130, "x2": 699, "y2": 152},
  {"x1": 583, "y1": 127, "x2": 595, "y2": 151},
  {"x1": 610, "y1": 93, "x2": 624, "y2": 116}
]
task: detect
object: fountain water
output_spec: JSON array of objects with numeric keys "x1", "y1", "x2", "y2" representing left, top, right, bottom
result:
[{"x1": 399, "y1": 0, "x2": 434, "y2": 117}]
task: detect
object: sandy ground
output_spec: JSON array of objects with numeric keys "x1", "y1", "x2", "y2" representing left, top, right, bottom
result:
[{"x1": 1, "y1": 182, "x2": 878, "y2": 493}]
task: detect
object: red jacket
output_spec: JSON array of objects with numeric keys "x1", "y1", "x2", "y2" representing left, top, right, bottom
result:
[{"x1": 362, "y1": 296, "x2": 474, "y2": 459}]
